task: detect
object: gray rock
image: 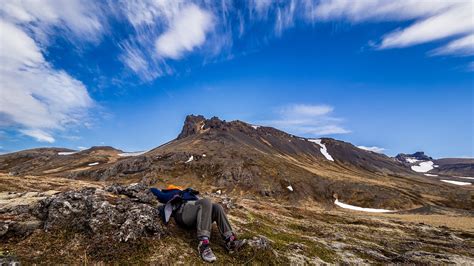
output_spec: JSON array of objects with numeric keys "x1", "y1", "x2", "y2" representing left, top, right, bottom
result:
[
  {"x1": 1, "y1": 184, "x2": 166, "y2": 243},
  {"x1": 248, "y1": 235, "x2": 272, "y2": 250}
]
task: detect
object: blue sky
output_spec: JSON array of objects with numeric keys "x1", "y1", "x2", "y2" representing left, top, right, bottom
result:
[{"x1": 0, "y1": 0, "x2": 473, "y2": 158}]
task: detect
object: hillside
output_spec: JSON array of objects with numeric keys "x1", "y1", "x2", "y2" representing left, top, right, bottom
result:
[
  {"x1": 1, "y1": 115, "x2": 474, "y2": 264},
  {"x1": 1, "y1": 115, "x2": 472, "y2": 211}
]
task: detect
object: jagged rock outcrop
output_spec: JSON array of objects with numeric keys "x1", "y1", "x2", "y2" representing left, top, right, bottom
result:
[
  {"x1": 177, "y1": 115, "x2": 208, "y2": 139},
  {"x1": 0, "y1": 184, "x2": 165, "y2": 242},
  {"x1": 396, "y1": 151, "x2": 433, "y2": 163}
]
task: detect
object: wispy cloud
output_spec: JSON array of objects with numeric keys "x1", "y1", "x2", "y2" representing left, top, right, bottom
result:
[
  {"x1": 357, "y1": 145, "x2": 386, "y2": 154},
  {"x1": 111, "y1": 0, "x2": 473, "y2": 80},
  {"x1": 430, "y1": 34, "x2": 474, "y2": 57},
  {"x1": 19, "y1": 129, "x2": 55, "y2": 143},
  {"x1": 378, "y1": 3, "x2": 472, "y2": 49},
  {"x1": 119, "y1": 41, "x2": 163, "y2": 81},
  {"x1": 261, "y1": 104, "x2": 350, "y2": 136},
  {"x1": 310, "y1": 0, "x2": 473, "y2": 55},
  {"x1": 0, "y1": 1, "x2": 101, "y2": 143},
  {"x1": 155, "y1": 4, "x2": 214, "y2": 59}
]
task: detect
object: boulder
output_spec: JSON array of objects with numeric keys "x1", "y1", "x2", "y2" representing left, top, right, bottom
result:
[{"x1": 1, "y1": 184, "x2": 165, "y2": 242}]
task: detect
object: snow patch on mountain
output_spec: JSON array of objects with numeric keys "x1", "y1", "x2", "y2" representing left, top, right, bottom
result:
[
  {"x1": 411, "y1": 161, "x2": 434, "y2": 173},
  {"x1": 185, "y1": 156, "x2": 194, "y2": 163},
  {"x1": 308, "y1": 139, "x2": 334, "y2": 161},
  {"x1": 406, "y1": 158, "x2": 421, "y2": 164},
  {"x1": 334, "y1": 199, "x2": 395, "y2": 213},
  {"x1": 88, "y1": 162, "x2": 99, "y2": 166},
  {"x1": 58, "y1": 151, "x2": 78, "y2": 156},
  {"x1": 287, "y1": 185, "x2": 293, "y2": 192},
  {"x1": 424, "y1": 173, "x2": 438, "y2": 177},
  {"x1": 118, "y1": 151, "x2": 147, "y2": 157},
  {"x1": 455, "y1": 176, "x2": 474, "y2": 180},
  {"x1": 441, "y1": 180, "x2": 471, "y2": 186},
  {"x1": 251, "y1": 125, "x2": 260, "y2": 130}
]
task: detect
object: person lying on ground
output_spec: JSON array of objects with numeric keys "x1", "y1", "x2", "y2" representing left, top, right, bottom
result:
[{"x1": 150, "y1": 185, "x2": 246, "y2": 263}]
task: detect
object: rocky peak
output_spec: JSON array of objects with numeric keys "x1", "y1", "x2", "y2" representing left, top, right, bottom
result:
[
  {"x1": 177, "y1": 115, "x2": 208, "y2": 139},
  {"x1": 177, "y1": 114, "x2": 296, "y2": 141},
  {"x1": 395, "y1": 151, "x2": 433, "y2": 163},
  {"x1": 178, "y1": 115, "x2": 235, "y2": 139}
]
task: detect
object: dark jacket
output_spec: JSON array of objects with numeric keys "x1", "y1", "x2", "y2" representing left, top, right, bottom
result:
[{"x1": 150, "y1": 188, "x2": 199, "y2": 223}]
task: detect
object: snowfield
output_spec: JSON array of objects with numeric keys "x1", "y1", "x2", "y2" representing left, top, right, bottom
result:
[
  {"x1": 287, "y1": 185, "x2": 293, "y2": 192},
  {"x1": 406, "y1": 157, "x2": 420, "y2": 164},
  {"x1": 455, "y1": 176, "x2": 474, "y2": 180},
  {"x1": 118, "y1": 151, "x2": 147, "y2": 157},
  {"x1": 88, "y1": 162, "x2": 99, "y2": 166},
  {"x1": 185, "y1": 156, "x2": 194, "y2": 163},
  {"x1": 334, "y1": 199, "x2": 395, "y2": 213},
  {"x1": 251, "y1": 125, "x2": 260, "y2": 130},
  {"x1": 424, "y1": 173, "x2": 438, "y2": 177},
  {"x1": 308, "y1": 139, "x2": 334, "y2": 161},
  {"x1": 441, "y1": 180, "x2": 471, "y2": 186},
  {"x1": 58, "y1": 151, "x2": 78, "y2": 155},
  {"x1": 411, "y1": 161, "x2": 434, "y2": 173}
]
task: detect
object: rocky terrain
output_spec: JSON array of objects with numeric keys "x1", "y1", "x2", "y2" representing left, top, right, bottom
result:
[
  {"x1": 1, "y1": 115, "x2": 473, "y2": 264},
  {"x1": 1, "y1": 174, "x2": 473, "y2": 264}
]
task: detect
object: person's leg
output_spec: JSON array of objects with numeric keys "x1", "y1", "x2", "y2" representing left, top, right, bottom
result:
[
  {"x1": 177, "y1": 200, "x2": 216, "y2": 262},
  {"x1": 210, "y1": 202, "x2": 247, "y2": 253},
  {"x1": 193, "y1": 198, "x2": 213, "y2": 239},
  {"x1": 211, "y1": 203, "x2": 233, "y2": 239}
]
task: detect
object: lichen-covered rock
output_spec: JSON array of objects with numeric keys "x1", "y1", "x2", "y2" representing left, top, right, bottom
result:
[
  {"x1": 1, "y1": 184, "x2": 165, "y2": 242},
  {"x1": 105, "y1": 183, "x2": 156, "y2": 204}
]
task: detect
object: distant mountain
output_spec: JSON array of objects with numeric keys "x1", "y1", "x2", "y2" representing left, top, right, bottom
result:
[
  {"x1": 395, "y1": 151, "x2": 474, "y2": 177},
  {"x1": 0, "y1": 115, "x2": 472, "y2": 211},
  {"x1": 0, "y1": 146, "x2": 123, "y2": 176}
]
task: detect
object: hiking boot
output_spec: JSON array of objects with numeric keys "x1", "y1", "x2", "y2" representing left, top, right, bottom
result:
[
  {"x1": 225, "y1": 238, "x2": 247, "y2": 253},
  {"x1": 198, "y1": 240, "x2": 217, "y2": 263}
]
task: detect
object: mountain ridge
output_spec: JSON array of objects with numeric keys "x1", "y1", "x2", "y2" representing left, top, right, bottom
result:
[{"x1": 1, "y1": 115, "x2": 472, "y2": 211}]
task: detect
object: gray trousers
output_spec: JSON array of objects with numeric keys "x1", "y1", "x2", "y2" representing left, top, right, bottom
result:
[{"x1": 175, "y1": 198, "x2": 233, "y2": 239}]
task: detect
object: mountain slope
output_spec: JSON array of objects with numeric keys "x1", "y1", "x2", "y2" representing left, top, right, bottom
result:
[
  {"x1": 0, "y1": 146, "x2": 123, "y2": 176},
  {"x1": 0, "y1": 115, "x2": 472, "y2": 211}
]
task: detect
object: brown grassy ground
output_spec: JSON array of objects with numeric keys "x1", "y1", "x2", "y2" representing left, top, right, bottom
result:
[{"x1": 1, "y1": 173, "x2": 473, "y2": 264}]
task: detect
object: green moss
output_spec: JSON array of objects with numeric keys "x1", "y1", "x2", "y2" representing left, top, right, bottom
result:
[{"x1": 243, "y1": 213, "x2": 339, "y2": 263}]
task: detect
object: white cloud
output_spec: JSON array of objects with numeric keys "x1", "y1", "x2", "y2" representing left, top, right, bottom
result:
[
  {"x1": 20, "y1": 129, "x2": 55, "y2": 143},
  {"x1": 0, "y1": 0, "x2": 103, "y2": 44},
  {"x1": 430, "y1": 34, "x2": 474, "y2": 57},
  {"x1": 309, "y1": 0, "x2": 474, "y2": 55},
  {"x1": 274, "y1": 0, "x2": 296, "y2": 36},
  {"x1": 117, "y1": 0, "x2": 182, "y2": 29},
  {"x1": 379, "y1": 3, "x2": 473, "y2": 49},
  {"x1": 280, "y1": 104, "x2": 333, "y2": 117},
  {"x1": 312, "y1": 0, "x2": 457, "y2": 22},
  {"x1": 113, "y1": 0, "x2": 473, "y2": 80},
  {"x1": 155, "y1": 4, "x2": 214, "y2": 59},
  {"x1": 357, "y1": 145, "x2": 386, "y2": 153},
  {"x1": 119, "y1": 41, "x2": 162, "y2": 81},
  {"x1": 262, "y1": 104, "x2": 350, "y2": 136},
  {"x1": 0, "y1": 1, "x2": 100, "y2": 143}
]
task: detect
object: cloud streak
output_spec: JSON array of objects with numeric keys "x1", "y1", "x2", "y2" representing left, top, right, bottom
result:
[
  {"x1": 357, "y1": 146, "x2": 386, "y2": 154},
  {"x1": 262, "y1": 104, "x2": 350, "y2": 136},
  {"x1": 112, "y1": 0, "x2": 473, "y2": 80}
]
